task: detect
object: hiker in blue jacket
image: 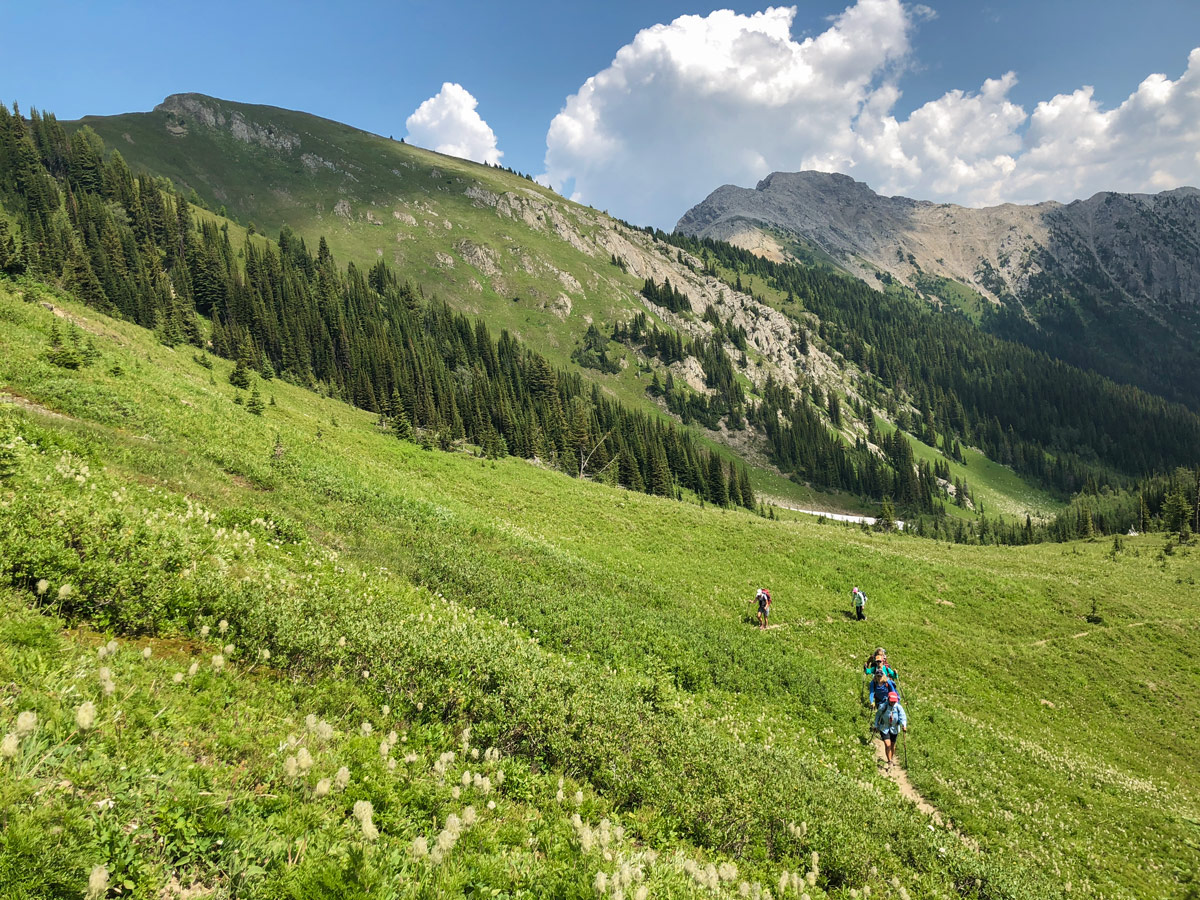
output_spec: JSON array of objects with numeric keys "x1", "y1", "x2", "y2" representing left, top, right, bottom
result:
[
  {"x1": 868, "y1": 665, "x2": 901, "y2": 709},
  {"x1": 874, "y1": 690, "x2": 908, "y2": 769}
]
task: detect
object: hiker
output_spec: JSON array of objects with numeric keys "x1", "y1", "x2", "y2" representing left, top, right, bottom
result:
[
  {"x1": 868, "y1": 665, "x2": 900, "y2": 709},
  {"x1": 852, "y1": 586, "x2": 867, "y2": 620},
  {"x1": 874, "y1": 690, "x2": 908, "y2": 769},
  {"x1": 863, "y1": 648, "x2": 898, "y2": 682},
  {"x1": 755, "y1": 587, "x2": 772, "y2": 630}
]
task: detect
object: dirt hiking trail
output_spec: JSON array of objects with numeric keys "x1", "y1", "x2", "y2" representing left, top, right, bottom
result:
[{"x1": 874, "y1": 737, "x2": 979, "y2": 851}]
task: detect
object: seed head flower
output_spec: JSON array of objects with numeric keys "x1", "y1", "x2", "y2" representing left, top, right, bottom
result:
[
  {"x1": 200, "y1": 625, "x2": 211, "y2": 638},
  {"x1": 297, "y1": 748, "x2": 313, "y2": 772},
  {"x1": 593, "y1": 871, "x2": 608, "y2": 895},
  {"x1": 223, "y1": 644, "x2": 234, "y2": 656},
  {"x1": 360, "y1": 721, "x2": 373, "y2": 737},
  {"x1": 87, "y1": 865, "x2": 109, "y2": 899},
  {"x1": 411, "y1": 836, "x2": 429, "y2": 858},
  {"x1": 15, "y1": 711, "x2": 37, "y2": 738},
  {"x1": 381, "y1": 704, "x2": 390, "y2": 717},
  {"x1": 211, "y1": 654, "x2": 225, "y2": 672},
  {"x1": 335, "y1": 766, "x2": 351, "y2": 790},
  {"x1": 316, "y1": 720, "x2": 334, "y2": 742},
  {"x1": 58, "y1": 584, "x2": 73, "y2": 601},
  {"x1": 574, "y1": 791, "x2": 584, "y2": 806},
  {"x1": 2, "y1": 733, "x2": 19, "y2": 759},
  {"x1": 462, "y1": 806, "x2": 477, "y2": 826},
  {"x1": 36, "y1": 579, "x2": 49, "y2": 595},
  {"x1": 635, "y1": 888, "x2": 648, "y2": 900},
  {"x1": 142, "y1": 647, "x2": 152, "y2": 660},
  {"x1": 353, "y1": 800, "x2": 378, "y2": 840},
  {"x1": 105, "y1": 640, "x2": 118, "y2": 655},
  {"x1": 487, "y1": 800, "x2": 495, "y2": 810},
  {"x1": 260, "y1": 649, "x2": 270, "y2": 661},
  {"x1": 172, "y1": 672, "x2": 184, "y2": 684},
  {"x1": 76, "y1": 702, "x2": 96, "y2": 731},
  {"x1": 284, "y1": 756, "x2": 299, "y2": 779},
  {"x1": 314, "y1": 778, "x2": 331, "y2": 797},
  {"x1": 218, "y1": 619, "x2": 229, "y2": 634},
  {"x1": 337, "y1": 636, "x2": 346, "y2": 648},
  {"x1": 187, "y1": 661, "x2": 199, "y2": 677},
  {"x1": 305, "y1": 714, "x2": 318, "y2": 732},
  {"x1": 451, "y1": 786, "x2": 461, "y2": 799}
]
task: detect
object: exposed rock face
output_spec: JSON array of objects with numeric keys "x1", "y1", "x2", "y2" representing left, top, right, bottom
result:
[
  {"x1": 677, "y1": 171, "x2": 1200, "y2": 407},
  {"x1": 157, "y1": 94, "x2": 300, "y2": 152}
]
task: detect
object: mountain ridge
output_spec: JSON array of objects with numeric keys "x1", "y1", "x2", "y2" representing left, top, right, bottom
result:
[{"x1": 676, "y1": 171, "x2": 1200, "y2": 408}]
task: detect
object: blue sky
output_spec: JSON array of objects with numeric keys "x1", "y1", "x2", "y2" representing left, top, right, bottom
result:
[{"x1": 4, "y1": 1, "x2": 1199, "y2": 225}]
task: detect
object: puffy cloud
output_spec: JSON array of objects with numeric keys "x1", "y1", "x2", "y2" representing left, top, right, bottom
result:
[
  {"x1": 543, "y1": 2, "x2": 912, "y2": 223},
  {"x1": 542, "y1": 2, "x2": 1200, "y2": 225},
  {"x1": 406, "y1": 83, "x2": 502, "y2": 165}
]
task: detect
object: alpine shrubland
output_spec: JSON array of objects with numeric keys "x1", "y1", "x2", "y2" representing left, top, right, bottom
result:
[{"x1": 2, "y1": 281, "x2": 1198, "y2": 899}]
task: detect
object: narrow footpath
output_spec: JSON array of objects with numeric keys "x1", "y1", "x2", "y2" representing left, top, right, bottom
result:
[{"x1": 874, "y1": 737, "x2": 979, "y2": 851}]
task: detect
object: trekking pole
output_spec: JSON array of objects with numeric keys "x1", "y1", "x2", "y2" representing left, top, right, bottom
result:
[{"x1": 903, "y1": 729, "x2": 909, "y2": 771}]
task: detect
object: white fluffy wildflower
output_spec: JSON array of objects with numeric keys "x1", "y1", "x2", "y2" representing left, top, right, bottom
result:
[
  {"x1": 283, "y1": 756, "x2": 299, "y2": 779},
  {"x1": 462, "y1": 805, "x2": 477, "y2": 826},
  {"x1": 388, "y1": 757, "x2": 397, "y2": 772},
  {"x1": 314, "y1": 778, "x2": 331, "y2": 798},
  {"x1": 487, "y1": 800, "x2": 495, "y2": 810},
  {"x1": 353, "y1": 800, "x2": 378, "y2": 840},
  {"x1": 634, "y1": 888, "x2": 648, "y2": 900},
  {"x1": 218, "y1": 619, "x2": 229, "y2": 634},
  {"x1": 200, "y1": 625, "x2": 211, "y2": 638},
  {"x1": 86, "y1": 864, "x2": 109, "y2": 899},
  {"x1": 411, "y1": 835, "x2": 429, "y2": 858},
  {"x1": 305, "y1": 714, "x2": 318, "y2": 732},
  {"x1": 451, "y1": 786, "x2": 461, "y2": 799},
  {"x1": 211, "y1": 654, "x2": 225, "y2": 672},
  {"x1": 381, "y1": 704, "x2": 390, "y2": 717},
  {"x1": 142, "y1": 646, "x2": 152, "y2": 660},
  {"x1": 260, "y1": 649, "x2": 270, "y2": 661},
  {"x1": 335, "y1": 766, "x2": 351, "y2": 790},
  {"x1": 187, "y1": 661, "x2": 199, "y2": 677},
  {"x1": 574, "y1": 790, "x2": 584, "y2": 806},
  {"x1": 105, "y1": 639, "x2": 118, "y2": 655},
  {"x1": 2, "y1": 733, "x2": 19, "y2": 759},
  {"x1": 460, "y1": 727, "x2": 471, "y2": 755},
  {"x1": 223, "y1": 644, "x2": 234, "y2": 656},
  {"x1": 76, "y1": 702, "x2": 97, "y2": 731},
  {"x1": 297, "y1": 747, "x2": 313, "y2": 772},
  {"x1": 359, "y1": 721, "x2": 372, "y2": 737},
  {"x1": 36, "y1": 579, "x2": 49, "y2": 595},
  {"x1": 316, "y1": 720, "x2": 334, "y2": 742},
  {"x1": 719, "y1": 862, "x2": 738, "y2": 882},
  {"x1": 404, "y1": 752, "x2": 419, "y2": 764},
  {"x1": 494, "y1": 769, "x2": 504, "y2": 785},
  {"x1": 593, "y1": 871, "x2": 608, "y2": 895},
  {"x1": 15, "y1": 711, "x2": 36, "y2": 738},
  {"x1": 97, "y1": 646, "x2": 107, "y2": 660},
  {"x1": 172, "y1": 672, "x2": 184, "y2": 684},
  {"x1": 57, "y1": 584, "x2": 73, "y2": 601}
]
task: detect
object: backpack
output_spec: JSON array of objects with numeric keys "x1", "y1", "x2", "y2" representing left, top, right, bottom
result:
[{"x1": 855, "y1": 590, "x2": 866, "y2": 607}]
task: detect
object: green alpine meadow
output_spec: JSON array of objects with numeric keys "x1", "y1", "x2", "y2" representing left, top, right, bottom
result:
[{"x1": 1, "y1": 82, "x2": 1199, "y2": 900}]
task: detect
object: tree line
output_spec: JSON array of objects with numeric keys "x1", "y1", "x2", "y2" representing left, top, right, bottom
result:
[{"x1": 0, "y1": 103, "x2": 756, "y2": 510}]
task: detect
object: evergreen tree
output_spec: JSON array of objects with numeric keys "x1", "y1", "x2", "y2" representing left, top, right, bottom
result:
[{"x1": 246, "y1": 386, "x2": 265, "y2": 415}]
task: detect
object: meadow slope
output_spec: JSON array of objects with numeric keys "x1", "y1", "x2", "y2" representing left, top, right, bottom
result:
[{"x1": 1, "y1": 281, "x2": 1198, "y2": 899}]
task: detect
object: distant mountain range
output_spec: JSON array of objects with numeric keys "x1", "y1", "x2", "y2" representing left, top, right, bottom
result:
[{"x1": 677, "y1": 171, "x2": 1200, "y2": 409}]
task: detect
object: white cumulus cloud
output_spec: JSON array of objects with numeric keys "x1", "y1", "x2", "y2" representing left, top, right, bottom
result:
[
  {"x1": 542, "y1": 1, "x2": 1200, "y2": 226},
  {"x1": 405, "y1": 82, "x2": 503, "y2": 165}
]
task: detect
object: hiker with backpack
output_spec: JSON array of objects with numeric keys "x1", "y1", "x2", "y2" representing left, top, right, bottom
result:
[
  {"x1": 852, "y1": 586, "x2": 867, "y2": 620},
  {"x1": 754, "y1": 587, "x2": 772, "y2": 630},
  {"x1": 868, "y1": 663, "x2": 901, "y2": 710},
  {"x1": 864, "y1": 648, "x2": 898, "y2": 682},
  {"x1": 874, "y1": 690, "x2": 908, "y2": 770}
]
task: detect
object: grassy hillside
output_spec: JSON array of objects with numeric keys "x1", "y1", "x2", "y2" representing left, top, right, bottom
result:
[
  {"x1": 67, "y1": 95, "x2": 1069, "y2": 524},
  {"x1": 2, "y1": 277, "x2": 1198, "y2": 898}
]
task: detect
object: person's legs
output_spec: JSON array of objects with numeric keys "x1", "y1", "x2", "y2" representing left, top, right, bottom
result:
[{"x1": 856, "y1": 606, "x2": 865, "y2": 620}]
